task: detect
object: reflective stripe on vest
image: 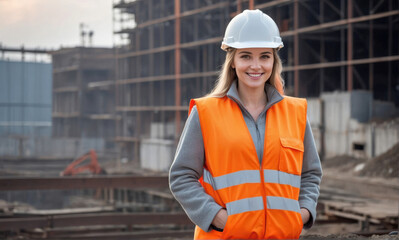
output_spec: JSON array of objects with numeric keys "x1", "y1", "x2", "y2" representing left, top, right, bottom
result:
[
  {"x1": 264, "y1": 169, "x2": 301, "y2": 189},
  {"x1": 224, "y1": 196, "x2": 300, "y2": 216},
  {"x1": 204, "y1": 168, "x2": 300, "y2": 190},
  {"x1": 227, "y1": 196, "x2": 264, "y2": 215},
  {"x1": 267, "y1": 196, "x2": 301, "y2": 213},
  {"x1": 203, "y1": 169, "x2": 261, "y2": 190}
]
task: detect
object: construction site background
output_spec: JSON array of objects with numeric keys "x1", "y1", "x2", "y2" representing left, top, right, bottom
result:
[{"x1": 0, "y1": 0, "x2": 399, "y2": 239}]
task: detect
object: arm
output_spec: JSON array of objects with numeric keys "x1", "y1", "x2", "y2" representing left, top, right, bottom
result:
[
  {"x1": 169, "y1": 106, "x2": 223, "y2": 231},
  {"x1": 299, "y1": 118, "x2": 323, "y2": 229}
]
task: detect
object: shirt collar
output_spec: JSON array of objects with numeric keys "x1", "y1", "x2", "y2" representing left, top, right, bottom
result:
[{"x1": 226, "y1": 80, "x2": 284, "y2": 110}]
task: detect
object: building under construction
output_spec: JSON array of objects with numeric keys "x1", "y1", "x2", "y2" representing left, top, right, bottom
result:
[
  {"x1": 51, "y1": 47, "x2": 115, "y2": 139},
  {"x1": 112, "y1": 0, "x2": 399, "y2": 165}
]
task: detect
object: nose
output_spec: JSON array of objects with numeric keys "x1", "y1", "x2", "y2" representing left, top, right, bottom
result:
[{"x1": 250, "y1": 59, "x2": 261, "y2": 70}]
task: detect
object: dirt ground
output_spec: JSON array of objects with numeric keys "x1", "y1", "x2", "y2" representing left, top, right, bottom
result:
[
  {"x1": 301, "y1": 222, "x2": 399, "y2": 239},
  {"x1": 301, "y1": 142, "x2": 399, "y2": 239},
  {"x1": 302, "y1": 233, "x2": 399, "y2": 239}
]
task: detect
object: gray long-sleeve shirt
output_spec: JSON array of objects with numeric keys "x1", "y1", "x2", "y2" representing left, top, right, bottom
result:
[{"x1": 169, "y1": 81, "x2": 322, "y2": 232}]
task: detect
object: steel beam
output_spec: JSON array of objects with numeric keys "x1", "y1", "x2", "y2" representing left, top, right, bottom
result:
[
  {"x1": 175, "y1": 0, "x2": 182, "y2": 139},
  {"x1": 237, "y1": 0, "x2": 242, "y2": 13},
  {"x1": 256, "y1": 0, "x2": 292, "y2": 9},
  {"x1": 347, "y1": 0, "x2": 353, "y2": 91},
  {"x1": 0, "y1": 46, "x2": 50, "y2": 54},
  {"x1": 283, "y1": 55, "x2": 399, "y2": 72},
  {"x1": 0, "y1": 213, "x2": 192, "y2": 231},
  {"x1": 340, "y1": 0, "x2": 345, "y2": 90},
  {"x1": 388, "y1": 1, "x2": 394, "y2": 101},
  {"x1": 0, "y1": 176, "x2": 168, "y2": 191},
  {"x1": 0, "y1": 217, "x2": 49, "y2": 230},
  {"x1": 117, "y1": 106, "x2": 188, "y2": 112},
  {"x1": 281, "y1": 10, "x2": 399, "y2": 37},
  {"x1": 54, "y1": 212, "x2": 191, "y2": 227},
  {"x1": 369, "y1": 7, "x2": 374, "y2": 91},
  {"x1": 249, "y1": 0, "x2": 254, "y2": 10}
]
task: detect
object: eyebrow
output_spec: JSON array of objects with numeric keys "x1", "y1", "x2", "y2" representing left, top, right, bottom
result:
[{"x1": 238, "y1": 51, "x2": 272, "y2": 55}]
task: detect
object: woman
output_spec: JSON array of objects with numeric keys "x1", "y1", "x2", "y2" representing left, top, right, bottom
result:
[{"x1": 169, "y1": 9, "x2": 322, "y2": 239}]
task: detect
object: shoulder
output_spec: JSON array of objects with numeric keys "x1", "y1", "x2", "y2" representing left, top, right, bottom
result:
[
  {"x1": 281, "y1": 96, "x2": 307, "y2": 110},
  {"x1": 192, "y1": 96, "x2": 228, "y2": 105},
  {"x1": 190, "y1": 96, "x2": 229, "y2": 112},
  {"x1": 282, "y1": 95, "x2": 307, "y2": 104}
]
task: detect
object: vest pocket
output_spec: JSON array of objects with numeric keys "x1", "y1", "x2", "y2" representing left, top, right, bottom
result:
[{"x1": 279, "y1": 137, "x2": 304, "y2": 175}]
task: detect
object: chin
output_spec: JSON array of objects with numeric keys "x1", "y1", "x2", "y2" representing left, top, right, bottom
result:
[{"x1": 247, "y1": 80, "x2": 267, "y2": 88}]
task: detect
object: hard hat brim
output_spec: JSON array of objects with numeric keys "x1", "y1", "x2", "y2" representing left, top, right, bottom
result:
[{"x1": 221, "y1": 42, "x2": 284, "y2": 51}]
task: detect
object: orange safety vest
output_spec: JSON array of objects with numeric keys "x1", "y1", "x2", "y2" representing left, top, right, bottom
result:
[{"x1": 189, "y1": 95, "x2": 307, "y2": 239}]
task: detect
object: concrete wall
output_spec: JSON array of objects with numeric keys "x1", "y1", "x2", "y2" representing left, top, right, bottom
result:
[
  {"x1": 312, "y1": 91, "x2": 398, "y2": 159},
  {"x1": 0, "y1": 137, "x2": 105, "y2": 158},
  {"x1": 347, "y1": 118, "x2": 399, "y2": 159},
  {"x1": 150, "y1": 122, "x2": 175, "y2": 139},
  {"x1": 348, "y1": 119, "x2": 370, "y2": 159},
  {"x1": 140, "y1": 138, "x2": 175, "y2": 172},
  {"x1": 307, "y1": 98, "x2": 322, "y2": 153},
  {"x1": 321, "y1": 92, "x2": 351, "y2": 157},
  {"x1": 373, "y1": 119, "x2": 399, "y2": 157},
  {"x1": 141, "y1": 121, "x2": 181, "y2": 172}
]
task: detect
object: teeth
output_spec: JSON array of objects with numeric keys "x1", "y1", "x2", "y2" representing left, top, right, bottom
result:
[{"x1": 248, "y1": 73, "x2": 262, "y2": 77}]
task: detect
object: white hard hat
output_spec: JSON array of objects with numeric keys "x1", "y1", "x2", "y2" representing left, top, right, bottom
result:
[{"x1": 221, "y1": 9, "x2": 284, "y2": 51}]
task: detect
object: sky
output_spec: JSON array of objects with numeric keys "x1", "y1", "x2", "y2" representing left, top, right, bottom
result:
[{"x1": 0, "y1": 0, "x2": 115, "y2": 51}]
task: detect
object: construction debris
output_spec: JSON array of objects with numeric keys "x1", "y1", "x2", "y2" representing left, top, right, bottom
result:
[{"x1": 359, "y1": 143, "x2": 399, "y2": 178}]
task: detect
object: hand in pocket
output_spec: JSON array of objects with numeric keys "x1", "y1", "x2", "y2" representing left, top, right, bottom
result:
[{"x1": 212, "y1": 208, "x2": 228, "y2": 230}]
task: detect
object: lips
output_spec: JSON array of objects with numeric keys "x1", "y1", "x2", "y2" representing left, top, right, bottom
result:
[{"x1": 247, "y1": 73, "x2": 263, "y2": 77}]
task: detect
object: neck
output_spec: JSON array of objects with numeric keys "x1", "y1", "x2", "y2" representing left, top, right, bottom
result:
[{"x1": 237, "y1": 83, "x2": 267, "y2": 108}]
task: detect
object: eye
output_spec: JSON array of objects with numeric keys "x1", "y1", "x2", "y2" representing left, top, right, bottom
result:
[
  {"x1": 240, "y1": 55, "x2": 250, "y2": 59},
  {"x1": 261, "y1": 55, "x2": 271, "y2": 59}
]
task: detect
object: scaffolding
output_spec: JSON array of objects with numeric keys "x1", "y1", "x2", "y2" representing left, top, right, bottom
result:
[
  {"x1": 51, "y1": 48, "x2": 116, "y2": 139},
  {"x1": 112, "y1": 0, "x2": 398, "y2": 165},
  {"x1": 271, "y1": 0, "x2": 399, "y2": 99}
]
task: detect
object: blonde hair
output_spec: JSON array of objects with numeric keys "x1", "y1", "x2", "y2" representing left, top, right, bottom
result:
[{"x1": 207, "y1": 48, "x2": 284, "y2": 97}]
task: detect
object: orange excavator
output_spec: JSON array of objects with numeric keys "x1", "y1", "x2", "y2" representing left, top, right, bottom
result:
[{"x1": 61, "y1": 149, "x2": 106, "y2": 176}]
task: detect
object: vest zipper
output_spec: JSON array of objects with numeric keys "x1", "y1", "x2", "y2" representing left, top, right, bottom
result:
[
  {"x1": 254, "y1": 118, "x2": 268, "y2": 238},
  {"x1": 255, "y1": 123, "x2": 262, "y2": 161}
]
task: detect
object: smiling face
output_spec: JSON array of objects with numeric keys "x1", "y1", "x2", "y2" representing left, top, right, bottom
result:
[{"x1": 232, "y1": 48, "x2": 274, "y2": 91}]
